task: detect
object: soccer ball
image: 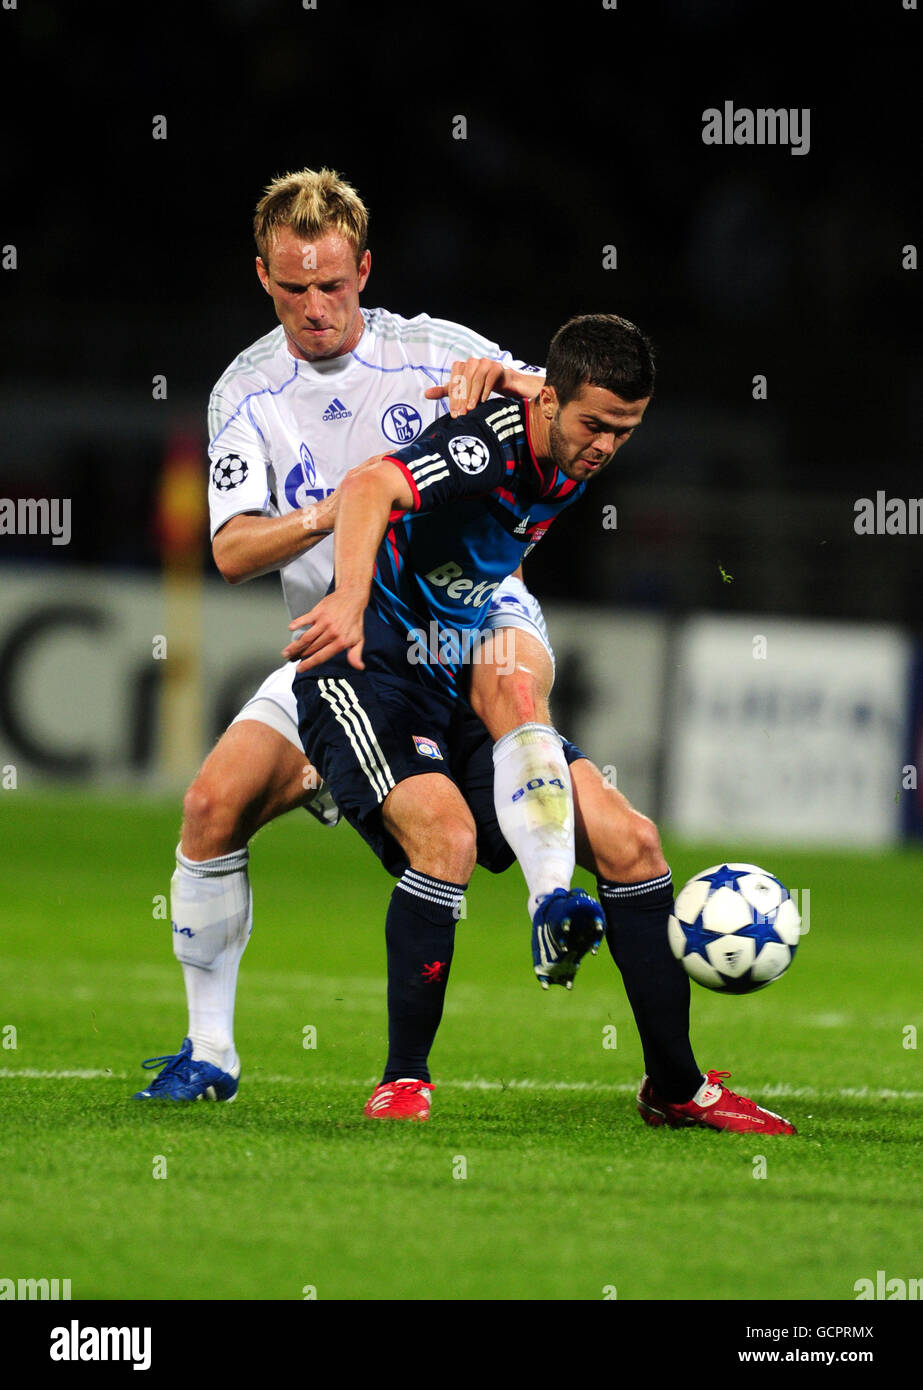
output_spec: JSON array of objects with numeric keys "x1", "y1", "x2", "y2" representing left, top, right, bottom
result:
[{"x1": 668, "y1": 862, "x2": 801, "y2": 994}]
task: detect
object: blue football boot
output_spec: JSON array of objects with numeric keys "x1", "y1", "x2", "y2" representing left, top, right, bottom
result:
[
  {"x1": 531, "y1": 888, "x2": 606, "y2": 990},
  {"x1": 133, "y1": 1037, "x2": 240, "y2": 1101}
]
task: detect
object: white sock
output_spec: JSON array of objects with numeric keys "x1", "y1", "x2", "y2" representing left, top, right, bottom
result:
[
  {"x1": 492, "y1": 723, "x2": 575, "y2": 916},
  {"x1": 692, "y1": 1075, "x2": 720, "y2": 1107},
  {"x1": 171, "y1": 845, "x2": 251, "y2": 1071}
]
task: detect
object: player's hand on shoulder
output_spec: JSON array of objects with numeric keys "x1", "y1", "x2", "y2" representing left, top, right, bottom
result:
[
  {"x1": 424, "y1": 357, "x2": 508, "y2": 417},
  {"x1": 283, "y1": 592, "x2": 366, "y2": 673}
]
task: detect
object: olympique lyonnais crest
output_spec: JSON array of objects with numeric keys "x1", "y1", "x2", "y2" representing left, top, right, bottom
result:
[{"x1": 412, "y1": 735, "x2": 443, "y2": 760}]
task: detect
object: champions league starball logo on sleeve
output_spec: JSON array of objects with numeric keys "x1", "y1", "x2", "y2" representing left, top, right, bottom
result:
[
  {"x1": 448, "y1": 436, "x2": 490, "y2": 474},
  {"x1": 211, "y1": 454, "x2": 249, "y2": 491}
]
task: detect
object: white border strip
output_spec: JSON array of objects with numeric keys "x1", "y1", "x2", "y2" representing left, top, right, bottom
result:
[{"x1": 2, "y1": 1069, "x2": 919, "y2": 1101}]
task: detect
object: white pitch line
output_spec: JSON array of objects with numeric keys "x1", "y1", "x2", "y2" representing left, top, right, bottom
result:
[
  {"x1": 428, "y1": 1080, "x2": 923, "y2": 1101},
  {"x1": 2, "y1": 1069, "x2": 919, "y2": 1102},
  {"x1": 0, "y1": 1068, "x2": 128, "y2": 1080}
]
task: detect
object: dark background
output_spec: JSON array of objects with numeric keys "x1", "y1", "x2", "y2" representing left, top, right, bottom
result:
[{"x1": 1, "y1": 0, "x2": 920, "y2": 625}]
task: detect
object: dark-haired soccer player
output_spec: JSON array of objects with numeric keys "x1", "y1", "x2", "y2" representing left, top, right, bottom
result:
[{"x1": 288, "y1": 314, "x2": 796, "y2": 1134}]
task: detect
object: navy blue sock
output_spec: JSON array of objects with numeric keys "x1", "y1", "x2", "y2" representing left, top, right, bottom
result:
[
  {"x1": 598, "y1": 872, "x2": 703, "y2": 1103},
  {"x1": 382, "y1": 869, "x2": 466, "y2": 1084}
]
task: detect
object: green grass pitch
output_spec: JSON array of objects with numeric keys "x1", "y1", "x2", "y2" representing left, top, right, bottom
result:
[{"x1": 0, "y1": 793, "x2": 919, "y2": 1302}]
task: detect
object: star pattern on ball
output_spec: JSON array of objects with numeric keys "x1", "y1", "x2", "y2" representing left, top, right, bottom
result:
[
  {"x1": 735, "y1": 914, "x2": 784, "y2": 953},
  {"x1": 695, "y1": 865, "x2": 785, "y2": 953},
  {"x1": 698, "y1": 863, "x2": 746, "y2": 892},
  {"x1": 677, "y1": 915, "x2": 718, "y2": 961}
]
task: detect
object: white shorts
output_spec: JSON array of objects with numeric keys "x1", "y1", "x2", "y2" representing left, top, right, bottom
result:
[{"x1": 230, "y1": 576, "x2": 555, "y2": 751}]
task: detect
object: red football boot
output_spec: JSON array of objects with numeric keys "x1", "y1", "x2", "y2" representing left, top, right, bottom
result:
[
  {"x1": 637, "y1": 1070, "x2": 796, "y2": 1135},
  {"x1": 364, "y1": 1079, "x2": 434, "y2": 1120}
]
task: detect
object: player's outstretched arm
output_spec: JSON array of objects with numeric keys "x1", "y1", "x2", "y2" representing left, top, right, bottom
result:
[
  {"x1": 212, "y1": 492, "x2": 338, "y2": 584},
  {"x1": 423, "y1": 357, "x2": 544, "y2": 417},
  {"x1": 282, "y1": 456, "x2": 415, "y2": 673}
]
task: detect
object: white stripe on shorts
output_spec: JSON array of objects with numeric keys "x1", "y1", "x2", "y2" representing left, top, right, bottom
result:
[{"x1": 318, "y1": 677, "x2": 396, "y2": 803}]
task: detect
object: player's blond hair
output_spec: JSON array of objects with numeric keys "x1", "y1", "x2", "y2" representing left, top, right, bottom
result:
[{"x1": 253, "y1": 168, "x2": 369, "y2": 269}]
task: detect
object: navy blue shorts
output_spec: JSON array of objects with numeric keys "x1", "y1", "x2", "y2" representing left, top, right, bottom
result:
[{"x1": 294, "y1": 647, "x2": 586, "y2": 878}]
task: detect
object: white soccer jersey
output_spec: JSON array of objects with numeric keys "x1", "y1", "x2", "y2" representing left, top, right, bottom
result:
[{"x1": 207, "y1": 308, "x2": 542, "y2": 622}]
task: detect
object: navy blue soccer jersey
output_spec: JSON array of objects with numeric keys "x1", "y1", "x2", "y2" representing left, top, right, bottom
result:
[{"x1": 371, "y1": 398, "x2": 584, "y2": 690}]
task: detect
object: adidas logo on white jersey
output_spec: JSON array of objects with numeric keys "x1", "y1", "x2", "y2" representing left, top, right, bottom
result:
[{"x1": 322, "y1": 397, "x2": 352, "y2": 421}]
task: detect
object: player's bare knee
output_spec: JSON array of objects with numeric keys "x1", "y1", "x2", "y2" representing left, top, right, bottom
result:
[
  {"x1": 181, "y1": 775, "x2": 244, "y2": 858},
  {"x1": 409, "y1": 812, "x2": 476, "y2": 882},
  {"x1": 441, "y1": 817, "x2": 477, "y2": 882},
  {"x1": 599, "y1": 810, "x2": 667, "y2": 883},
  {"x1": 181, "y1": 777, "x2": 212, "y2": 840},
  {"x1": 633, "y1": 814, "x2": 667, "y2": 876},
  {"x1": 383, "y1": 779, "x2": 477, "y2": 882}
]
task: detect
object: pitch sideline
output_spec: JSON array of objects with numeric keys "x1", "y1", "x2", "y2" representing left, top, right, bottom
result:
[{"x1": 1, "y1": 1068, "x2": 920, "y2": 1102}]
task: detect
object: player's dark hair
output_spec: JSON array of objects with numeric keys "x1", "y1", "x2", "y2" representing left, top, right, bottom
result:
[{"x1": 545, "y1": 314, "x2": 655, "y2": 405}]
